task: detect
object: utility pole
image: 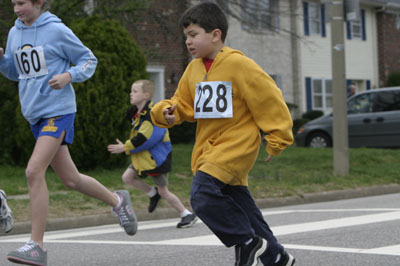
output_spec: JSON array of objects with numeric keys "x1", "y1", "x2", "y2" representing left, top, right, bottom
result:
[{"x1": 331, "y1": 0, "x2": 349, "y2": 176}]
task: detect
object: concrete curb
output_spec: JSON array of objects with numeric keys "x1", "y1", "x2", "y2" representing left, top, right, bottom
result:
[{"x1": 2, "y1": 184, "x2": 400, "y2": 236}]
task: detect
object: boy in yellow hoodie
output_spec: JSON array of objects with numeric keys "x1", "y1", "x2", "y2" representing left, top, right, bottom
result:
[{"x1": 151, "y1": 2, "x2": 295, "y2": 266}]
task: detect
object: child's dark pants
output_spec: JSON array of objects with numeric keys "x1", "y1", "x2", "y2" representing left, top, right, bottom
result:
[{"x1": 190, "y1": 170, "x2": 283, "y2": 265}]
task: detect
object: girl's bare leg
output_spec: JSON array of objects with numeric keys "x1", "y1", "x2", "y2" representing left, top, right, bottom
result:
[
  {"x1": 50, "y1": 145, "x2": 119, "y2": 207},
  {"x1": 26, "y1": 135, "x2": 64, "y2": 247}
]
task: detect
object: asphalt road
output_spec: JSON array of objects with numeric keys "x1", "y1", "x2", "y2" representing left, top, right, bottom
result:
[{"x1": 1, "y1": 193, "x2": 399, "y2": 266}]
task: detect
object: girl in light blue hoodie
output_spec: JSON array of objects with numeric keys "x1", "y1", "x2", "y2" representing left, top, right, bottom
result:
[{"x1": 0, "y1": 1, "x2": 137, "y2": 265}]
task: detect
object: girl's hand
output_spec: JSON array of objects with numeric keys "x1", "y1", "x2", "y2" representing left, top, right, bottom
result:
[
  {"x1": 163, "y1": 104, "x2": 177, "y2": 125},
  {"x1": 49, "y1": 72, "x2": 71, "y2": 89},
  {"x1": 107, "y1": 139, "x2": 125, "y2": 154},
  {"x1": 0, "y1": 48, "x2": 4, "y2": 60}
]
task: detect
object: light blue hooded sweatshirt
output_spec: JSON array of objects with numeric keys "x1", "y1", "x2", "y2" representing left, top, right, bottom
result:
[{"x1": 0, "y1": 11, "x2": 97, "y2": 125}]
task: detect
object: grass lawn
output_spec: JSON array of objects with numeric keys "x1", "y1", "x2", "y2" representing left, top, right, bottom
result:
[{"x1": 1, "y1": 143, "x2": 399, "y2": 222}]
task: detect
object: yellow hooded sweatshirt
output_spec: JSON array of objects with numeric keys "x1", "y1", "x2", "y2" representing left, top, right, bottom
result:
[{"x1": 151, "y1": 47, "x2": 293, "y2": 186}]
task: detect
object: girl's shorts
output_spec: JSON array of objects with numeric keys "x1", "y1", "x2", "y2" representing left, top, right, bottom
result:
[{"x1": 30, "y1": 113, "x2": 76, "y2": 145}]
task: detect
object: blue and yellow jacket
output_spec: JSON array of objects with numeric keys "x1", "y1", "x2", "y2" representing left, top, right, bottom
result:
[{"x1": 123, "y1": 101, "x2": 172, "y2": 177}]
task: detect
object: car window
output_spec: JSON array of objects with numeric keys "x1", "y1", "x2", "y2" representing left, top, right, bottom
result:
[
  {"x1": 372, "y1": 90, "x2": 400, "y2": 112},
  {"x1": 348, "y1": 93, "x2": 372, "y2": 114}
]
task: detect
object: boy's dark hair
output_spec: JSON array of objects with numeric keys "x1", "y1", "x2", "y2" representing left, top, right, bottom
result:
[{"x1": 179, "y1": 2, "x2": 228, "y2": 42}]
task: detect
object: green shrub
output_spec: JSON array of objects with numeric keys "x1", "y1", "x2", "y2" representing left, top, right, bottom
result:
[
  {"x1": 13, "y1": 16, "x2": 148, "y2": 169},
  {"x1": 0, "y1": 77, "x2": 19, "y2": 165},
  {"x1": 0, "y1": 3, "x2": 21, "y2": 165},
  {"x1": 302, "y1": 110, "x2": 324, "y2": 120},
  {"x1": 70, "y1": 16, "x2": 148, "y2": 169},
  {"x1": 386, "y1": 71, "x2": 400, "y2": 87}
]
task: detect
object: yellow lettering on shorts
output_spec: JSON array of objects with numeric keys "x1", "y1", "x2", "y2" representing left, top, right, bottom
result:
[
  {"x1": 41, "y1": 117, "x2": 58, "y2": 132},
  {"x1": 42, "y1": 126, "x2": 58, "y2": 132}
]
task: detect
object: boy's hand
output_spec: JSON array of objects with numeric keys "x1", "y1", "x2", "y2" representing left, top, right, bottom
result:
[
  {"x1": 0, "y1": 48, "x2": 4, "y2": 60},
  {"x1": 49, "y1": 72, "x2": 71, "y2": 89},
  {"x1": 163, "y1": 104, "x2": 177, "y2": 125},
  {"x1": 264, "y1": 154, "x2": 273, "y2": 163},
  {"x1": 107, "y1": 139, "x2": 125, "y2": 154}
]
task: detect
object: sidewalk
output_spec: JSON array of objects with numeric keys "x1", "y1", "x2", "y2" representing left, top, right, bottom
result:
[{"x1": 2, "y1": 183, "x2": 400, "y2": 236}]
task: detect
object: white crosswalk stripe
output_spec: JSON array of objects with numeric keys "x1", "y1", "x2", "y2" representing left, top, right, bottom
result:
[{"x1": 1, "y1": 208, "x2": 399, "y2": 257}]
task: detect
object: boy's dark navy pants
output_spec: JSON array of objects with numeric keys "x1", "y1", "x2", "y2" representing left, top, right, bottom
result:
[{"x1": 190, "y1": 170, "x2": 283, "y2": 265}]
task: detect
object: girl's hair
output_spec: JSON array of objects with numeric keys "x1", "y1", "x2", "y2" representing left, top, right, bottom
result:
[
  {"x1": 135, "y1": 80, "x2": 155, "y2": 98},
  {"x1": 31, "y1": 0, "x2": 52, "y2": 12}
]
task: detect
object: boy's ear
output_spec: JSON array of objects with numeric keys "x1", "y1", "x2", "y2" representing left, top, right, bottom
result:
[{"x1": 212, "y1": 29, "x2": 222, "y2": 42}]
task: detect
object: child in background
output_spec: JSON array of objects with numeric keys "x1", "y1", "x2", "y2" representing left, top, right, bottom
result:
[
  {"x1": 0, "y1": 1, "x2": 137, "y2": 265},
  {"x1": 0, "y1": 189, "x2": 14, "y2": 233},
  {"x1": 151, "y1": 2, "x2": 295, "y2": 266},
  {"x1": 108, "y1": 80, "x2": 197, "y2": 228}
]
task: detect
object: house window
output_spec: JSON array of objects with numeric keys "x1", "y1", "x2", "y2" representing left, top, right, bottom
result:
[
  {"x1": 146, "y1": 66, "x2": 165, "y2": 103},
  {"x1": 241, "y1": 0, "x2": 279, "y2": 32},
  {"x1": 346, "y1": 9, "x2": 366, "y2": 40},
  {"x1": 312, "y1": 79, "x2": 332, "y2": 111},
  {"x1": 308, "y1": 3, "x2": 321, "y2": 35},
  {"x1": 350, "y1": 19, "x2": 362, "y2": 39},
  {"x1": 303, "y1": 2, "x2": 326, "y2": 37}
]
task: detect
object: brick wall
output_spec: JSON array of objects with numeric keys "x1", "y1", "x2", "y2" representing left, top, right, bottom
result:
[
  {"x1": 124, "y1": 0, "x2": 190, "y2": 98},
  {"x1": 377, "y1": 12, "x2": 400, "y2": 87}
]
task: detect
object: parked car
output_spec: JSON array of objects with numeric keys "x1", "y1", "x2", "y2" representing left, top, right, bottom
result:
[{"x1": 295, "y1": 87, "x2": 400, "y2": 148}]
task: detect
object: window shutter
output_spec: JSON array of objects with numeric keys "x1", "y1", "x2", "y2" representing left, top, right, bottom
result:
[
  {"x1": 361, "y1": 9, "x2": 366, "y2": 41},
  {"x1": 321, "y1": 4, "x2": 326, "y2": 37},
  {"x1": 346, "y1": 80, "x2": 352, "y2": 96},
  {"x1": 303, "y1": 2, "x2": 310, "y2": 36},
  {"x1": 366, "y1": 80, "x2": 371, "y2": 90},
  {"x1": 274, "y1": 0, "x2": 280, "y2": 32},
  {"x1": 306, "y1": 77, "x2": 312, "y2": 111},
  {"x1": 346, "y1": 21, "x2": 352, "y2": 39}
]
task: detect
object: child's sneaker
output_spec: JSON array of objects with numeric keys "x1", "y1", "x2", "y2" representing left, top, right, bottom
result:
[
  {"x1": 274, "y1": 250, "x2": 295, "y2": 266},
  {"x1": 148, "y1": 187, "x2": 161, "y2": 213},
  {"x1": 112, "y1": 190, "x2": 138, "y2": 235},
  {"x1": 235, "y1": 236, "x2": 267, "y2": 266},
  {"x1": 0, "y1": 189, "x2": 14, "y2": 233},
  {"x1": 7, "y1": 240, "x2": 47, "y2": 266},
  {"x1": 177, "y1": 213, "x2": 198, "y2": 228}
]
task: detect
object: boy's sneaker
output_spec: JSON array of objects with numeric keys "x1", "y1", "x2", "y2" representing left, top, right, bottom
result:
[
  {"x1": 235, "y1": 236, "x2": 268, "y2": 266},
  {"x1": 0, "y1": 189, "x2": 14, "y2": 233},
  {"x1": 274, "y1": 250, "x2": 295, "y2": 266},
  {"x1": 7, "y1": 240, "x2": 47, "y2": 266},
  {"x1": 177, "y1": 213, "x2": 198, "y2": 228},
  {"x1": 112, "y1": 190, "x2": 138, "y2": 236},
  {"x1": 148, "y1": 187, "x2": 161, "y2": 213}
]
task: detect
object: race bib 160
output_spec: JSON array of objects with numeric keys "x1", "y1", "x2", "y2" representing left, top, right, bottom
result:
[
  {"x1": 14, "y1": 46, "x2": 48, "y2": 79},
  {"x1": 194, "y1": 81, "x2": 233, "y2": 119}
]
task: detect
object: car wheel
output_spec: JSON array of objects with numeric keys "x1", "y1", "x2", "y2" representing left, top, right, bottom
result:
[{"x1": 306, "y1": 132, "x2": 331, "y2": 148}]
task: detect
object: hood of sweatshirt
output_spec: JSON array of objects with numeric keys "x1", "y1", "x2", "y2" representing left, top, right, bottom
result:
[{"x1": 15, "y1": 11, "x2": 61, "y2": 29}]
